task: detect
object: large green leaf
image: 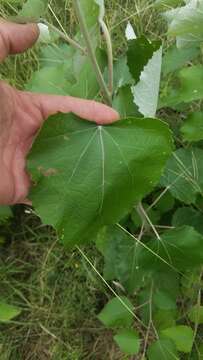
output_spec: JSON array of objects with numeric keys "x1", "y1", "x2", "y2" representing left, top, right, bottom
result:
[
  {"x1": 164, "y1": 0, "x2": 203, "y2": 48},
  {"x1": 181, "y1": 112, "x2": 203, "y2": 142},
  {"x1": 114, "y1": 330, "x2": 140, "y2": 355},
  {"x1": 161, "y1": 148, "x2": 203, "y2": 204},
  {"x1": 28, "y1": 114, "x2": 172, "y2": 246},
  {"x1": 141, "y1": 226, "x2": 203, "y2": 271},
  {"x1": 39, "y1": 44, "x2": 75, "y2": 68},
  {"x1": 0, "y1": 302, "x2": 21, "y2": 322},
  {"x1": 161, "y1": 325, "x2": 194, "y2": 353},
  {"x1": 98, "y1": 296, "x2": 134, "y2": 328},
  {"x1": 147, "y1": 338, "x2": 179, "y2": 360},
  {"x1": 26, "y1": 65, "x2": 73, "y2": 95},
  {"x1": 172, "y1": 207, "x2": 203, "y2": 234}
]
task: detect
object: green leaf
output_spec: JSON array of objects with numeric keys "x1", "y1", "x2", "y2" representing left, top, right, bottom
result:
[
  {"x1": 0, "y1": 302, "x2": 21, "y2": 322},
  {"x1": 112, "y1": 85, "x2": 140, "y2": 118},
  {"x1": 188, "y1": 305, "x2": 203, "y2": 324},
  {"x1": 112, "y1": 56, "x2": 133, "y2": 92},
  {"x1": 160, "y1": 65, "x2": 203, "y2": 108},
  {"x1": 162, "y1": 45, "x2": 199, "y2": 76},
  {"x1": 131, "y1": 46, "x2": 162, "y2": 117},
  {"x1": 98, "y1": 296, "x2": 134, "y2": 328},
  {"x1": 127, "y1": 36, "x2": 161, "y2": 83},
  {"x1": 114, "y1": 330, "x2": 140, "y2": 355},
  {"x1": 154, "y1": 290, "x2": 177, "y2": 310},
  {"x1": 70, "y1": 49, "x2": 106, "y2": 99},
  {"x1": 142, "y1": 226, "x2": 203, "y2": 271},
  {"x1": 161, "y1": 325, "x2": 194, "y2": 353},
  {"x1": 161, "y1": 148, "x2": 203, "y2": 204},
  {"x1": 181, "y1": 112, "x2": 203, "y2": 142},
  {"x1": 153, "y1": 310, "x2": 176, "y2": 331},
  {"x1": 153, "y1": 191, "x2": 175, "y2": 213},
  {"x1": 96, "y1": 225, "x2": 145, "y2": 293},
  {"x1": 39, "y1": 44, "x2": 75, "y2": 68},
  {"x1": 147, "y1": 338, "x2": 179, "y2": 360},
  {"x1": 26, "y1": 65, "x2": 73, "y2": 95},
  {"x1": 17, "y1": 0, "x2": 48, "y2": 22},
  {"x1": 172, "y1": 207, "x2": 203, "y2": 234},
  {"x1": 0, "y1": 206, "x2": 12, "y2": 222},
  {"x1": 164, "y1": 0, "x2": 203, "y2": 48},
  {"x1": 28, "y1": 114, "x2": 172, "y2": 246}
]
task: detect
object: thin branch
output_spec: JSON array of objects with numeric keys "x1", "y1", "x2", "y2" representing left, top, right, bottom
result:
[
  {"x1": 42, "y1": 19, "x2": 86, "y2": 54},
  {"x1": 73, "y1": 0, "x2": 112, "y2": 106},
  {"x1": 99, "y1": 20, "x2": 113, "y2": 96}
]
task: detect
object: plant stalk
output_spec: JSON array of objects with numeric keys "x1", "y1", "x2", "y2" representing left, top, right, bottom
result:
[
  {"x1": 73, "y1": 0, "x2": 112, "y2": 106},
  {"x1": 99, "y1": 19, "x2": 113, "y2": 96},
  {"x1": 42, "y1": 20, "x2": 86, "y2": 54}
]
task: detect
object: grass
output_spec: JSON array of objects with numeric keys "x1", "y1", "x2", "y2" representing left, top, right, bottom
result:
[{"x1": 0, "y1": 1, "x2": 170, "y2": 359}]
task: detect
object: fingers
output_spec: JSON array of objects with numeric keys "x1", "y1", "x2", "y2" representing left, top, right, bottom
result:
[
  {"x1": 25, "y1": 92, "x2": 120, "y2": 125},
  {"x1": 0, "y1": 19, "x2": 39, "y2": 61}
]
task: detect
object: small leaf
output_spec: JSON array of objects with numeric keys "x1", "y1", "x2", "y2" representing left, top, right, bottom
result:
[
  {"x1": 125, "y1": 22, "x2": 137, "y2": 40},
  {"x1": 147, "y1": 338, "x2": 179, "y2": 360},
  {"x1": 37, "y1": 23, "x2": 51, "y2": 43},
  {"x1": 188, "y1": 305, "x2": 203, "y2": 324},
  {"x1": 131, "y1": 46, "x2": 162, "y2": 117},
  {"x1": 28, "y1": 114, "x2": 172, "y2": 246},
  {"x1": 114, "y1": 330, "x2": 140, "y2": 355},
  {"x1": 98, "y1": 297, "x2": 134, "y2": 328},
  {"x1": 181, "y1": 112, "x2": 203, "y2": 142},
  {"x1": 161, "y1": 325, "x2": 194, "y2": 353},
  {"x1": 0, "y1": 302, "x2": 21, "y2": 322}
]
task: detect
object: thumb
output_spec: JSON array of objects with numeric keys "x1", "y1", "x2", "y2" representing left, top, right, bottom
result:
[
  {"x1": 0, "y1": 19, "x2": 39, "y2": 61},
  {"x1": 23, "y1": 92, "x2": 120, "y2": 125}
]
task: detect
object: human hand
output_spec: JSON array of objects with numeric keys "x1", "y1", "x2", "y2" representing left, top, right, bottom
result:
[{"x1": 0, "y1": 20, "x2": 119, "y2": 205}]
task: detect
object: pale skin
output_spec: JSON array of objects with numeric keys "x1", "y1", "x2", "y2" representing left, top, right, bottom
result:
[{"x1": 0, "y1": 20, "x2": 119, "y2": 205}]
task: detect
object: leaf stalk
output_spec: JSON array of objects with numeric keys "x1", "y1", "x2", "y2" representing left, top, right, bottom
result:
[{"x1": 73, "y1": 0, "x2": 112, "y2": 106}]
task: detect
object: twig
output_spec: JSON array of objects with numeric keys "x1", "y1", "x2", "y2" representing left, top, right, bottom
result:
[
  {"x1": 42, "y1": 19, "x2": 86, "y2": 54},
  {"x1": 73, "y1": 0, "x2": 112, "y2": 105}
]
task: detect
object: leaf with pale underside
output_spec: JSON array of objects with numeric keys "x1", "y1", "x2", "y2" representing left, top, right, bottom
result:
[
  {"x1": 131, "y1": 46, "x2": 162, "y2": 117},
  {"x1": 28, "y1": 114, "x2": 172, "y2": 246},
  {"x1": 164, "y1": 0, "x2": 203, "y2": 48}
]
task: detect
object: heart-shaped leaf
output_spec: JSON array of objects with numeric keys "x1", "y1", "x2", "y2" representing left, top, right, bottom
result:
[{"x1": 28, "y1": 114, "x2": 172, "y2": 246}]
